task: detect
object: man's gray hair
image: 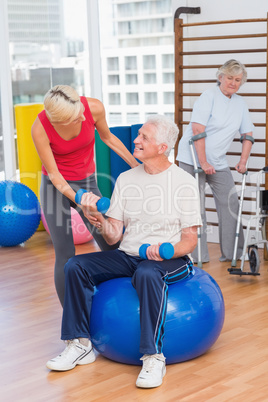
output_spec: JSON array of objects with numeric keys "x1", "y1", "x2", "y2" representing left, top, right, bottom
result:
[{"x1": 145, "y1": 115, "x2": 179, "y2": 157}]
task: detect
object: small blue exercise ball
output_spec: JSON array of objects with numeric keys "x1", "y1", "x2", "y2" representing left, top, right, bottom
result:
[
  {"x1": 90, "y1": 268, "x2": 225, "y2": 365},
  {"x1": 0, "y1": 181, "x2": 41, "y2": 247}
]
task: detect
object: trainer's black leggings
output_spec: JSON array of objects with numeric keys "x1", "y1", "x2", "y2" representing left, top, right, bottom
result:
[{"x1": 40, "y1": 174, "x2": 118, "y2": 306}]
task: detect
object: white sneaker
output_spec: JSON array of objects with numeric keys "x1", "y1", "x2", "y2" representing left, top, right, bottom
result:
[
  {"x1": 136, "y1": 354, "x2": 166, "y2": 388},
  {"x1": 46, "y1": 339, "x2": 96, "y2": 371}
]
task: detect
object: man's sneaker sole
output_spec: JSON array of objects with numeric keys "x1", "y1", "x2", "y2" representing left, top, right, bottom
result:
[{"x1": 46, "y1": 360, "x2": 76, "y2": 371}]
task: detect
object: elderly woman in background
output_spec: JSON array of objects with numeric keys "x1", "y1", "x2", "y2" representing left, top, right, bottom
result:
[
  {"x1": 32, "y1": 85, "x2": 139, "y2": 305},
  {"x1": 176, "y1": 59, "x2": 254, "y2": 263}
]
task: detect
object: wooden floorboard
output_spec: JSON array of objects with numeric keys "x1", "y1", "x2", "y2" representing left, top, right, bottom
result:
[{"x1": 1, "y1": 231, "x2": 268, "y2": 402}]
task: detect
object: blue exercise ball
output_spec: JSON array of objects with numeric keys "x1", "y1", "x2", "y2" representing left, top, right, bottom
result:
[
  {"x1": 90, "y1": 268, "x2": 225, "y2": 365},
  {"x1": 0, "y1": 181, "x2": 41, "y2": 247}
]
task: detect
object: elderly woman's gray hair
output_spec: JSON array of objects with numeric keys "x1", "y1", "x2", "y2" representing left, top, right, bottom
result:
[
  {"x1": 216, "y1": 59, "x2": 247, "y2": 86},
  {"x1": 146, "y1": 115, "x2": 179, "y2": 157}
]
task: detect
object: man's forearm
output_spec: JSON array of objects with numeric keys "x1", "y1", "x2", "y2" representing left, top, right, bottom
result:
[
  {"x1": 97, "y1": 215, "x2": 123, "y2": 245},
  {"x1": 173, "y1": 227, "x2": 198, "y2": 258}
]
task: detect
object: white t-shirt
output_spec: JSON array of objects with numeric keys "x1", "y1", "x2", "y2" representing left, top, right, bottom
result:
[
  {"x1": 106, "y1": 164, "x2": 202, "y2": 256},
  {"x1": 176, "y1": 86, "x2": 254, "y2": 169}
]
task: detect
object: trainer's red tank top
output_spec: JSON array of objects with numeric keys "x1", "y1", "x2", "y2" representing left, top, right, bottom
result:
[{"x1": 38, "y1": 96, "x2": 96, "y2": 180}]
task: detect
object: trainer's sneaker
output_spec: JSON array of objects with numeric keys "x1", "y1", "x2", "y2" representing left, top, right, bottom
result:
[
  {"x1": 136, "y1": 353, "x2": 166, "y2": 388},
  {"x1": 46, "y1": 339, "x2": 96, "y2": 371}
]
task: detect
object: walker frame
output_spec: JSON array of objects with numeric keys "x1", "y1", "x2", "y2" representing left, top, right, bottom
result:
[{"x1": 228, "y1": 166, "x2": 268, "y2": 276}]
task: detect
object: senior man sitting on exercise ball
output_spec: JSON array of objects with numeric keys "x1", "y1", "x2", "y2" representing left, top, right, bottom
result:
[{"x1": 46, "y1": 114, "x2": 202, "y2": 389}]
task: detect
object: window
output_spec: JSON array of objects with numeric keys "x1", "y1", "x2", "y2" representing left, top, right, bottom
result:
[
  {"x1": 108, "y1": 75, "x2": 120, "y2": 85},
  {"x1": 4, "y1": 0, "x2": 90, "y2": 179},
  {"x1": 163, "y1": 72, "x2": 174, "y2": 83},
  {"x1": 126, "y1": 93, "x2": 139, "y2": 105},
  {"x1": 144, "y1": 73, "x2": 157, "y2": 84},
  {"x1": 145, "y1": 92, "x2": 158, "y2": 105},
  {"x1": 109, "y1": 113, "x2": 122, "y2": 125},
  {"x1": 143, "y1": 55, "x2": 156, "y2": 70},
  {"x1": 164, "y1": 112, "x2": 174, "y2": 121},
  {"x1": 127, "y1": 113, "x2": 139, "y2": 125},
  {"x1": 107, "y1": 57, "x2": 119, "y2": 71},
  {"x1": 125, "y1": 56, "x2": 137, "y2": 70},
  {"x1": 117, "y1": 3, "x2": 132, "y2": 17},
  {"x1": 163, "y1": 92, "x2": 174, "y2": 104},
  {"x1": 109, "y1": 93, "x2": 121, "y2": 105},
  {"x1": 99, "y1": 0, "x2": 174, "y2": 127},
  {"x1": 145, "y1": 112, "x2": 156, "y2": 120},
  {"x1": 162, "y1": 54, "x2": 174, "y2": 69},
  {"x1": 125, "y1": 74, "x2": 138, "y2": 85}
]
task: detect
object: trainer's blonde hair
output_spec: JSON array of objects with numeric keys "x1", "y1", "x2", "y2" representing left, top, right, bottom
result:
[
  {"x1": 44, "y1": 85, "x2": 81, "y2": 123},
  {"x1": 216, "y1": 59, "x2": 247, "y2": 86}
]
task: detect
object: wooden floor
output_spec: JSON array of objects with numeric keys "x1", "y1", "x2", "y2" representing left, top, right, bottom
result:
[{"x1": 1, "y1": 232, "x2": 268, "y2": 402}]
